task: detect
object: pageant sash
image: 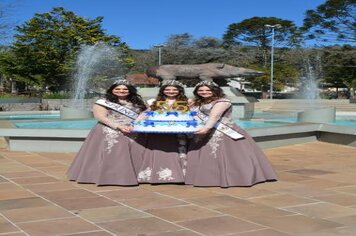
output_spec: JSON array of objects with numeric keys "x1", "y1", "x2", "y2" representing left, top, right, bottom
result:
[
  {"x1": 95, "y1": 99, "x2": 139, "y2": 120},
  {"x1": 195, "y1": 109, "x2": 244, "y2": 140}
]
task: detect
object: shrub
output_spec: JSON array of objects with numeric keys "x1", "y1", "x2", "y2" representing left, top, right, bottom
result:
[{"x1": 42, "y1": 92, "x2": 72, "y2": 99}]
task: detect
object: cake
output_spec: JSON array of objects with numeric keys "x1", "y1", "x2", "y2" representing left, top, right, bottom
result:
[{"x1": 132, "y1": 110, "x2": 204, "y2": 133}]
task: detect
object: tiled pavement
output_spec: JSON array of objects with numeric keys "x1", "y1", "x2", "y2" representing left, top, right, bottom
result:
[{"x1": 1, "y1": 141, "x2": 356, "y2": 236}]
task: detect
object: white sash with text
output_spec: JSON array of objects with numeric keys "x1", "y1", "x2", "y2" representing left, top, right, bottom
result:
[
  {"x1": 95, "y1": 99, "x2": 139, "y2": 120},
  {"x1": 195, "y1": 110, "x2": 244, "y2": 140}
]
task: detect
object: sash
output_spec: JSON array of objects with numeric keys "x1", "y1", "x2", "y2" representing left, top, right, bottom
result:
[
  {"x1": 194, "y1": 109, "x2": 244, "y2": 140},
  {"x1": 95, "y1": 99, "x2": 139, "y2": 120}
]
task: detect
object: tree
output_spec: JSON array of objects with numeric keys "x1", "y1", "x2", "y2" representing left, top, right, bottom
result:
[
  {"x1": 223, "y1": 17, "x2": 301, "y2": 66},
  {"x1": 8, "y1": 7, "x2": 131, "y2": 92},
  {"x1": 0, "y1": 46, "x2": 14, "y2": 92},
  {"x1": 129, "y1": 49, "x2": 155, "y2": 73},
  {"x1": 193, "y1": 37, "x2": 223, "y2": 48},
  {"x1": 322, "y1": 45, "x2": 356, "y2": 96},
  {"x1": 223, "y1": 17, "x2": 301, "y2": 93},
  {"x1": 165, "y1": 33, "x2": 193, "y2": 48},
  {"x1": 302, "y1": 0, "x2": 356, "y2": 44},
  {"x1": 223, "y1": 17, "x2": 301, "y2": 48},
  {"x1": 156, "y1": 33, "x2": 228, "y2": 65}
]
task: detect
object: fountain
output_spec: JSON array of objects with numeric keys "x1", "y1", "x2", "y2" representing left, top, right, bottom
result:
[
  {"x1": 1, "y1": 43, "x2": 355, "y2": 152},
  {"x1": 297, "y1": 55, "x2": 336, "y2": 123},
  {"x1": 60, "y1": 43, "x2": 125, "y2": 119}
]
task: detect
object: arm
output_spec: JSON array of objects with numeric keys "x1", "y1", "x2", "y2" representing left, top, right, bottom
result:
[
  {"x1": 135, "y1": 110, "x2": 148, "y2": 121},
  {"x1": 204, "y1": 101, "x2": 231, "y2": 128},
  {"x1": 195, "y1": 101, "x2": 231, "y2": 134},
  {"x1": 135, "y1": 99, "x2": 153, "y2": 121},
  {"x1": 187, "y1": 98, "x2": 195, "y2": 108},
  {"x1": 93, "y1": 104, "x2": 131, "y2": 132}
]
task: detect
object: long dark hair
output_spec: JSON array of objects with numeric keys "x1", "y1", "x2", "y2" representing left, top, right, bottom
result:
[
  {"x1": 150, "y1": 85, "x2": 188, "y2": 111},
  {"x1": 105, "y1": 83, "x2": 147, "y2": 111},
  {"x1": 192, "y1": 84, "x2": 225, "y2": 107}
]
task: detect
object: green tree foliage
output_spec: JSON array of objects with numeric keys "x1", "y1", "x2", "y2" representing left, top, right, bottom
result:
[
  {"x1": 273, "y1": 63, "x2": 300, "y2": 91},
  {"x1": 223, "y1": 17, "x2": 301, "y2": 67},
  {"x1": 223, "y1": 17, "x2": 301, "y2": 49},
  {"x1": 7, "y1": 7, "x2": 130, "y2": 92},
  {"x1": 322, "y1": 45, "x2": 356, "y2": 94},
  {"x1": 302, "y1": 0, "x2": 356, "y2": 44},
  {"x1": 223, "y1": 17, "x2": 301, "y2": 93},
  {"x1": 244, "y1": 63, "x2": 299, "y2": 94},
  {"x1": 0, "y1": 47, "x2": 27, "y2": 89},
  {"x1": 0, "y1": 47, "x2": 13, "y2": 92}
]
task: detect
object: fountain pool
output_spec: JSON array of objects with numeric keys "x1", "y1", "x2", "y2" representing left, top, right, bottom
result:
[
  {"x1": 10, "y1": 117, "x2": 284, "y2": 130},
  {"x1": 2, "y1": 111, "x2": 356, "y2": 130},
  {"x1": 0, "y1": 113, "x2": 60, "y2": 120},
  {"x1": 2, "y1": 110, "x2": 356, "y2": 130},
  {"x1": 1, "y1": 110, "x2": 355, "y2": 152}
]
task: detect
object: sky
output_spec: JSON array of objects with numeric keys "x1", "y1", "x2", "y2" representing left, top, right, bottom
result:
[{"x1": 7, "y1": 0, "x2": 327, "y2": 49}]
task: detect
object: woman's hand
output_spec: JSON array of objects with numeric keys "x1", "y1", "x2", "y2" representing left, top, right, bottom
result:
[
  {"x1": 116, "y1": 125, "x2": 132, "y2": 133},
  {"x1": 135, "y1": 112, "x2": 148, "y2": 122},
  {"x1": 194, "y1": 127, "x2": 211, "y2": 135}
]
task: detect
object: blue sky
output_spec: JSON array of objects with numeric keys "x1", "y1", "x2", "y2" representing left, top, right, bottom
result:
[{"x1": 9, "y1": 0, "x2": 327, "y2": 49}]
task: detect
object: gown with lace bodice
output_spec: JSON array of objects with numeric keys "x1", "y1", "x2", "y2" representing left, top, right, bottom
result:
[
  {"x1": 185, "y1": 98, "x2": 277, "y2": 187},
  {"x1": 67, "y1": 100, "x2": 146, "y2": 186},
  {"x1": 136, "y1": 99, "x2": 187, "y2": 183}
]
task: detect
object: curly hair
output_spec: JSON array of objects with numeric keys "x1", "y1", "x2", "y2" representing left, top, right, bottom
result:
[
  {"x1": 105, "y1": 84, "x2": 147, "y2": 112},
  {"x1": 150, "y1": 85, "x2": 188, "y2": 111},
  {"x1": 192, "y1": 84, "x2": 225, "y2": 107}
]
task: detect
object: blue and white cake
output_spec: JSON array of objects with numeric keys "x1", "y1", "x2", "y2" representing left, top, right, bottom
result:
[{"x1": 132, "y1": 110, "x2": 204, "y2": 133}]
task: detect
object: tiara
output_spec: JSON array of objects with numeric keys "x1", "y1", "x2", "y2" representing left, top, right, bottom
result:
[
  {"x1": 113, "y1": 79, "x2": 132, "y2": 86},
  {"x1": 160, "y1": 80, "x2": 185, "y2": 87},
  {"x1": 195, "y1": 81, "x2": 218, "y2": 87}
]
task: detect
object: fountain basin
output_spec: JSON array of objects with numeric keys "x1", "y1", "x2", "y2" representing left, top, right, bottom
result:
[
  {"x1": 297, "y1": 107, "x2": 336, "y2": 123},
  {"x1": 0, "y1": 128, "x2": 90, "y2": 152},
  {"x1": 1, "y1": 123, "x2": 356, "y2": 152},
  {"x1": 1, "y1": 110, "x2": 356, "y2": 152},
  {"x1": 60, "y1": 106, "x2": 93, "y2": 120},
  {"x1": 0, "y1": 111, "x2": 356, "y2": 152}
]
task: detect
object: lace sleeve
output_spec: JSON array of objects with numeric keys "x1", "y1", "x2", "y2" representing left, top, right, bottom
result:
[
  {"x1": 204, "y1": 101, "x2": 232, "y2": 129},
  {"x1": 93, "y1": 104, "x2": 117, "y2": 129}
]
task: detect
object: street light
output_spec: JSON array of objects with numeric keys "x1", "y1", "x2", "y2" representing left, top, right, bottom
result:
[
  {"x1": 265, "y1": 24, "x2": 281, "y2": 99},
  {"x1": 153, "y1": 44, "x2": 166, "y2": 65}
]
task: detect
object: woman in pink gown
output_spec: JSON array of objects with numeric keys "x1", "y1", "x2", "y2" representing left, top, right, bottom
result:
[
  {"x1": 137, "y1": 80, "x2": 188, "y2": 184},
  {"x1": 185, "y1": 81, "x2": 277, "y2": 187},
  {"x1": 67, "y1": 79, "x2": 147, "y2": 186}
]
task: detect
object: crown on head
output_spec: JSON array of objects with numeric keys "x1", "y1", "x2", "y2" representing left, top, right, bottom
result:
[
  {"x1": 160, "y1": 80, "x2": 185, "y2": 87},
  {"x1": 195, "y1": 80, "x2": 218, "y2": 87},
  {"x1": 113, "y1": 79, "x2": 132, "y2": 86}
]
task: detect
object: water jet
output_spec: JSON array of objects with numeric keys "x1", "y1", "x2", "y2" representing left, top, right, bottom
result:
[{"x1": 60, "y1": 43, "x2": 124, "y2": 120}]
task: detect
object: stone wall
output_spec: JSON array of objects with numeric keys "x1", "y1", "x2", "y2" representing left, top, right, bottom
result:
[
  {"x1": 255, "y1": 99, "x2": 356, "y2": 112},
  {"x1": 0, "y1": 99, "x2": 97, "y2": 111}
]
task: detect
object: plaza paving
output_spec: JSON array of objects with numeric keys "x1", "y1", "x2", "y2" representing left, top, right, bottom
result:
[{"x1": 0, "y1": 141, "x2": 356, "y2": 236}]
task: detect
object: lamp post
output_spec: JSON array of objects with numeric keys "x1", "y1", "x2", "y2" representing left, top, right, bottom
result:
[
  {"x1": 153, "y1": 44, "x2": 165, "y2": 65},
  {"x1": 265, "y1": 24, "x2": 281, "y2": 99}
]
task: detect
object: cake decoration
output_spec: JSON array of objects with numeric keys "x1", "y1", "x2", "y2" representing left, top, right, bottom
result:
[{"x1": 132, "y1": 101, "x2": 204, "y2": 133}]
